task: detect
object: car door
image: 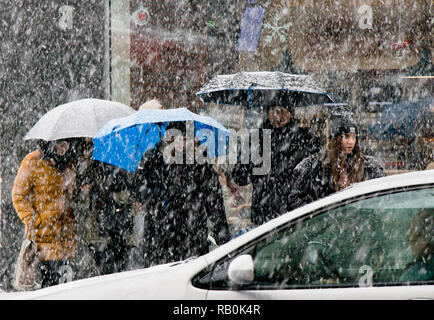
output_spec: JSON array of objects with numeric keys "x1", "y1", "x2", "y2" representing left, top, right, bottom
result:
[{"x1": 195, "y1": 186, "x2": 434, "y2": 299}]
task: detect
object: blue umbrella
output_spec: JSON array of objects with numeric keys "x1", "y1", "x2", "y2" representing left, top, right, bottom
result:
[
  {"x1": 92, "y1": 108, "x2": 231, "y2": 172},
  {"x1": 368, "y1": 98, "x2": 433, "y2": 140}
]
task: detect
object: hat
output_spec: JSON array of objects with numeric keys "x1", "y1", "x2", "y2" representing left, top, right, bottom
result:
[
  {"x1": 139, "y1": 99, "x2": 162, "y2": 110},
  {"x1": 328, "y1": 115, "x2": 358, "y2": 138}
]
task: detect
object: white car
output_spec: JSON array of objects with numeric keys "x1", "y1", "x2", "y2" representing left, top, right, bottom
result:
[{"x1": 4, "y1": 170, "x2": 434, "y2": 300}]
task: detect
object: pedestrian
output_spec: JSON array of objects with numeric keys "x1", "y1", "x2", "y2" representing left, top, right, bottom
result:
[
  {"x1": 126, "y1": 98, "x2": 165, "y2": 267},
  {"x1": 76, "y1": 157, "x2": 135, "y2": 275},
  {"x1": 71, "y1": 101, "x2": 167, "y2": 275},
  {"x1": 130, "y1": 122, "x2": 230, "y2": 267},
  {"x1": 12, "y1": 139, "x2": 78, "y2": 288},
  {"x1": 231, "y1": 104, "x2": 322, "y2": 226},
  {"x1": 287, "y1": 114, "x2": 386, "y2": 211},
  {"x1": 71, "y1": 138, "x2": 111, "y2": 277}
]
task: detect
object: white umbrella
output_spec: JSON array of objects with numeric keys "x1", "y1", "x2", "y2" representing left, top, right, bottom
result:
[{"x1": 24, "y1": 98, "x2": 136, "y2": 141}]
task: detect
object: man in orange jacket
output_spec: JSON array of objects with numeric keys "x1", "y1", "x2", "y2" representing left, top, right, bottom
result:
[{"x1": 12, "y1": 139, "x2": 77, "y2": 288}]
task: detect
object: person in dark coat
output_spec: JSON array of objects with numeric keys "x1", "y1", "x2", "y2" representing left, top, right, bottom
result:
[
  {"x1": 130, "y1": 123, "x2": 230, "y2": 267},
  {"x1": 231, "y1": 105, "x2": 322, "y2": 226},
  {"x1": 74, "y1": 141, "x2": 135, "y2": 275},
  {"x1": 287, "y1": 115, "x2": 386, "y2": 211}
]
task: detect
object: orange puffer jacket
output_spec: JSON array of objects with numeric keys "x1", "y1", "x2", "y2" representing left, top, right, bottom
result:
[{"x1": 12, "y1": 150, "x2": 77, "y2": 261}]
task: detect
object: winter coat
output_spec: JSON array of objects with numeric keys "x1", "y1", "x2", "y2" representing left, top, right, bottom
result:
[
  {"x1": 287, "y1": 151, "x2": 386, "y2": 211},
  {"x1": 12, "y1": 150, "x2": 77, "y2": 261},
  {"x1": 76, "y1": 160, "x2": 134, "y2": 243},
  {"x1": 231, "y1": 120, "x2": 322, "y2": 226},
  {"x1": 131, "y1": 148, "x2": 230, "y2": 267}
]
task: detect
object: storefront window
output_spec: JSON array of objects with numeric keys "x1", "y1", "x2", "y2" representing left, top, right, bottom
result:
[{"x1": 110, "y1": 0, "x2": 433, "y2": 171}]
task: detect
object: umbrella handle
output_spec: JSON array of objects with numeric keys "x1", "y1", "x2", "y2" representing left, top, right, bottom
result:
[{"x1": 248, "y1": 85, "x2": 253, "y2": 108}]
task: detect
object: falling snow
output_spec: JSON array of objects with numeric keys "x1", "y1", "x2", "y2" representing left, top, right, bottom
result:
[{"x1": 0, "y1": 0, "x2": 433, "y2": 295}]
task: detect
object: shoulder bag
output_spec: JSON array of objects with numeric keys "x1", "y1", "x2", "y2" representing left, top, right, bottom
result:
[{"x1": 13, "y1": 218, "x2": 40, "y2": 291}]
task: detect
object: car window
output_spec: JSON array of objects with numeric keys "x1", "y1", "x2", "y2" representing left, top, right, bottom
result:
[{"x1": 196, "y1": 187, "x2": 433, "y2": 290}]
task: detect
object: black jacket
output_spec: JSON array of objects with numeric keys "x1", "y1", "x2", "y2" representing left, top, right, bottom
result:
[
  {"x1": 76, "y1": 160, "x2": 134, "y2": 239},
  {"x1": 232, "y1": 119, "x2": 322, "y2": 226},
  {"x1": 131, "y1": 148, "x2": 230, "y2": 267},
  {"x1": 287, "y1": 151, "x2": 386, "y2": 212}
]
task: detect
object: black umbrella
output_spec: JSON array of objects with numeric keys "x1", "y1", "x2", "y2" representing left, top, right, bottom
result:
[{"x1": 196, "y1": 71, "x2": 333, "y2": 109}]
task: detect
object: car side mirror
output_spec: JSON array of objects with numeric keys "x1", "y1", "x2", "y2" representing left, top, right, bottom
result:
[{"x1": 228, "y1": 254, "x2": 254, "y2": 285}]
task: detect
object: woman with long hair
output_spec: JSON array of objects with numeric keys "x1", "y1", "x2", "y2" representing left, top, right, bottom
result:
[
  {"x1": 324, "y1": 124, "x2": 365, "y2": 191},
  {"x1": 287, "y1": 115, "x2": 385, "y2": 211}
]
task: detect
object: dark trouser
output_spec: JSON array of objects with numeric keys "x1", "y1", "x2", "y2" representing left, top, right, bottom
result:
[
  {"x1": 88, "y1": 240, "x2": 134, "y2": 275},
  {"x1": 38, "y1": 260, "x2": 72, "y2": 288},
  {"x1": 93, "y1": 203, "x2": 135, "y2": 274}
]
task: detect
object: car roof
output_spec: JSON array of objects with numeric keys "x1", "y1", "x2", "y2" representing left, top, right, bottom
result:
[
  {"x1": 206, "y1": 170, "x2": 434, "y2": 262},
  {"x1": 346, "y1": 169, "x2": 433, "y2": 191},
  {"x1": 270, "y1": 169, "x2": 433, "y2": 223}
]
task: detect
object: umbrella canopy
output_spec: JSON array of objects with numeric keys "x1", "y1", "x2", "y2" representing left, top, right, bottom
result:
[
  {"x1": 368, "y1": 98, "x2": 433, "y2": 140},
  {"x1": 196, "y1": 71, "x2": 333, "y2": 108},
  {"x1": 24, "y1": 98, "x2": 136, "y2": 141},
  {"x1": 92, "y1": 107, "x2": 231, "y2": 172}
]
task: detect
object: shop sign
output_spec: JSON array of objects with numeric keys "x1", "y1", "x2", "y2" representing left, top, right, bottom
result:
[
  {"x1": 132, "y1": 5, "x2": 150, "y2": 26},
  {"x1": 392, "y1": 40, "x2": 410, "y2": 59}
]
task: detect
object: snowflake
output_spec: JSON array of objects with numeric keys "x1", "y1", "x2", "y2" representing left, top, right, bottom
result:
[{"x1": 262, "y1": 13, "x2": 291, "y2": 44}]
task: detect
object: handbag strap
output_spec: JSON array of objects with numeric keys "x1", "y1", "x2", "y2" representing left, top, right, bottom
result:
[{"x1": 25, "y1": 213, "x2": 36, "y2": 240}]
